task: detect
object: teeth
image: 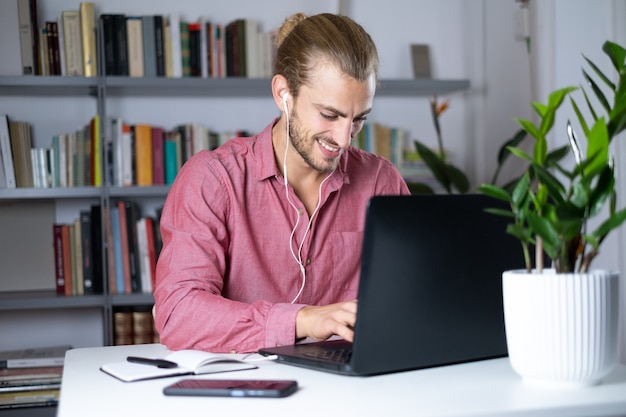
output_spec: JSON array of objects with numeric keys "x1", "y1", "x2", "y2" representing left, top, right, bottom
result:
[{"x1": 319, "y1": 140, "x2": 338, "y2": 152}]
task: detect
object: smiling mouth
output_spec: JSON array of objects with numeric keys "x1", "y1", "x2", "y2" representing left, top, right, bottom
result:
[{"x1": 318, "y1": 138, "x2": 339, "y2": 153}]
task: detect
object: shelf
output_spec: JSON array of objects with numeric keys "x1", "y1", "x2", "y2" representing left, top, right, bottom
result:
[
  {"x1": 107, "y1": 185, "x2": 170, "y2": 198},
  {"x1": 104, "y1": 77, "x2": 470, "y2": 97},
  {"x1": 0, "y1": 290, "x2": 106, "y2": 311},
  {"x1": 0, "y1": 186, "x2": 102, "y2": 201},
  {"x1": 377, "y1": 79, "x2": 470, "y2": 97},
  {"x1": 110, "y1": 292, "x2": 155, "y2": 307},
  {"x1": 0, "y1": 76, "x2": 99, "y2": 96},
  {"x1": 0, "y1": 76, "x2": 470, "y2": 98}
]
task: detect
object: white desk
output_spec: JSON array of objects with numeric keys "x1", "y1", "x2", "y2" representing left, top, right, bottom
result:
[{"x1": 57, "y1": 344, "x2": 626, "y2": 417}]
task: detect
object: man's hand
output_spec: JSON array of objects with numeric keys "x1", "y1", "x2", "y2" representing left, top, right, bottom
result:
[{"x1": 295, "y1": 300, "x2": 358, "y2": 342}]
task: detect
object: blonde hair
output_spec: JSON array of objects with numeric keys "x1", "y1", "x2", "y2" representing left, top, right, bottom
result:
[{"x1": 274, "y1": 13, "x2": 379, "y2": 97}]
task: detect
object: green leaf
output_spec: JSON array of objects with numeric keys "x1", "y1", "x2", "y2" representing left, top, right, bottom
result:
[
  {"x1": 511, "y1": 174, "x2": 531, "y2": 207},
  {"x1": 533, "y1": 164, "x2": 566, "y2": 202},
  {"x1": 583, "y1": 69, "x2": 611, "y2": 114},
  {"x1": 514, "y1": 118, "x2": 540, "y2": 140},
  {"x1": 588, "y1": 164, "x2": 615, "y2": 217},
  {"x1": 444, "y1": 163, "x2": 470, "y2": 193},
  {"x1": 406, "y1": 182, "x2": 436, "y2": 194},
  {"x1": 582, "y1": 54, "x2": 615, "y2": 90},
  {"x1": 585, "y1": 118, "x2": 609, "y2": 177},
  {"x1": 603, "y1": 40, "x2": 626, "y2": 72},
  {"x1": 414, "y1": 140, "x2": 451, "y2": 193},
  {"x1": 484, "y1": 207, "x2": 514, "y2": 218},
  {"x1": 569, "y1": 97, "x2": 590, "y2": 137},
  {"x1": 581, "y1": 87, "x2": 599, "y2": 122},
  {"x1": 527, "y1": 211, "x2": 560, "y2": 259},
  {"x1": 496, "y1": 129, "x2": 527, "y2": 165},
  {"x1": 478, "y1": 184, "x2": 511, "y2": 202},
  {"x1": 508, "y1": 146, "x2": 533, "y2": 163},
  {"x1": 591, "y1": 207, "x2": 626, "y2": 241}
]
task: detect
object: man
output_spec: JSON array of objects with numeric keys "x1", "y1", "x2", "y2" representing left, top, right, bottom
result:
[{"x1": 154, "y1": 12, "x2": 410, "y2": 353}]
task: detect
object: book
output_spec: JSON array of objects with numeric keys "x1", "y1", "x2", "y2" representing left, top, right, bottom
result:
[
  {"x1": 17, "y1": 0, "x2": 36, "y2": 75},
  {"x1": 61, "y1": 11, "x2": 83, "y2": 76},
  {"x1": 0, "y1": 346, "x2": 71, "y2": 370},
  {"x1": 79, "y1": 2, "x2": 97, "y2": 77},
  {"x1": 0, "y1": 114, "x2": 16, "y2": 188},
  {"x1": 0, "y1": 0, "x2": 23, "y2": 76},
  {"x1": 0, "y1": 366, "x2": 63, "y2": 384},
  {"x1": 151, "y1": 126, "x2": 164, "y2": 185},
  {"x1": 123, "y1": 200, "x2": 142, "y2": 293},
  {"x1": 9, "y1": 120, "x2": 33, "y2": 188},
  {"x1": 90, "y1": 204, "x2": 104, "y2": 294},
  {"x1": 0, "y1": 388, "x2": 59, "y2": 409},
  {"x1": 52, "y1": 224, "x2": 66, "y2": 295},
  {"x1": 411, "y1": 44, "x2": 432, "y2": 79},
  {"x1": 142, "y1": 15, "x2": 156, "y2": 77},
  {"x1": 61, "y1": 223, "x2": 73, "y2": 295},
  {"x1": 109, "y1": 205, "x2": 124, "y2": 294},
  {"x1": 100, "y1": 350, "x2": 258, "y2": 382},
  {"x1": 126, "y1": 16, "x2": 144, "y2": 77},
  {"x1": 113, "y1": 309, "x2": 133, "y2": 345},
  {"x1": 115, "y1": 201, "x2": 132, "y2": 294},
  {"x1": 134, "y1": 124, "x2": 152, "y2": 185},
  {"x1": 154, "y1": 15, "x2": 165, "y2": 76}
]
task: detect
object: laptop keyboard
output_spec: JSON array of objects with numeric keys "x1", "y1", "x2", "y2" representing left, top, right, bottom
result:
[{"x1": 304, "y1": 347, "x2": 352, "y2": 363}]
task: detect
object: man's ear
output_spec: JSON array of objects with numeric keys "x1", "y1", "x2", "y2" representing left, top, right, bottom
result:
[{"x1": 271, "y1": 74, "x2": 290, "y2": 113}]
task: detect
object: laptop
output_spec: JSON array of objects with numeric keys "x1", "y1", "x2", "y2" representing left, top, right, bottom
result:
[{"x1": 258, "y1": 194, "x2": 526, "y2": 376}]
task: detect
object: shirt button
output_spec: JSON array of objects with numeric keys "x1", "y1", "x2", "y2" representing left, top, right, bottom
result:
[
  {"x1": 306, "y1": 259, "x2": 311, "y2": 265},
  {"x1": 230, "y1": 349, "x2": 237, "y2": 354},
  {"x1": 298, "y1": 209, "x2": 304, "y2": 215}
]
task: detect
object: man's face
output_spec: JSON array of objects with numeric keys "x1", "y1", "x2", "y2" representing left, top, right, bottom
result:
[{"x1": 287, "y1": 64, "x2": 376, "y2": 173}]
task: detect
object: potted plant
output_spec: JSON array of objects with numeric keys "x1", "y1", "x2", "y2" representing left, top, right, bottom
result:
[{"x1": 479, "y1": 40, "x2": 626, "y2": 386}]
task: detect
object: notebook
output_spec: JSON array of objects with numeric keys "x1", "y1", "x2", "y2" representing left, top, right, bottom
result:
[{"x1": 259, "y1": 194, "x2": 526, "y2": 376}]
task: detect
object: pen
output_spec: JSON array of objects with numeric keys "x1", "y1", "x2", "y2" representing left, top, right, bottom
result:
[{"x1": 127, "y1": 356, "x2": 178, "y2": 369}]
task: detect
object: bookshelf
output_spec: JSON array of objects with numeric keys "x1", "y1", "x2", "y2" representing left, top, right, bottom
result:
[{"x1": 0, "y1": 3, "x2": 470, "y2": 353}]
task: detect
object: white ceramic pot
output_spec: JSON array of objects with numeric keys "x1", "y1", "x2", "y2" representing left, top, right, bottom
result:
[{"x1": 502, "y1": 269, "x2": 620, "y2": 387}]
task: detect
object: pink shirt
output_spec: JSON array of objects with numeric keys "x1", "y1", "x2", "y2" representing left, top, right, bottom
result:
[{"x1": 154, "y1": 119, "x2": 410, "y2": 353}]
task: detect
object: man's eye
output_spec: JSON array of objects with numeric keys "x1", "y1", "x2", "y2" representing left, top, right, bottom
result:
[{"x1": 321, "y1": 113, "x2": 337, "y2": 120}]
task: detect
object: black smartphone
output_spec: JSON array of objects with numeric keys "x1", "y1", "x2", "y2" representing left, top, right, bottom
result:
[{"x1": 163, "y1": 379, "x2": 298, "y2": 398}]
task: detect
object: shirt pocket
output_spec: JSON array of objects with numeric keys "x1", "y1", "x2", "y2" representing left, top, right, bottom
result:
[{"x1": 329, "y1": 230, "x2": 363, "y2": 297}]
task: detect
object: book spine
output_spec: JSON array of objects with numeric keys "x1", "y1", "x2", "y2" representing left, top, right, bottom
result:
[
  {"x1": 52, "y1": 224, "x2": 65, "y2": 295},
  {"x1": 114, "y1": 14, "x2": 129, "y2": 76},
  {"x1": 71, "y1": 220, "x2": 83, "y2": 296},
  {"x1": 142, "y1": 15, "x2": 156, "y2": 77},
  {"x1": 154, "y1": 15, "x2": 165, "y2": 76},
  {"x1": 134, "y1": 124, "x2": 153, "y2": 186},
  {"x1": 61, "y1": 224, "x2": 73, "y2": 296},
  {"x1": 80, "y1": 210, "x2": 93, "y2": 294},
  {"x1": 124, "y1": 200, "x2": 142, "y2": 293},
  {"x1": 188, "y1": 22, "x2": 201, "y2": 77},
  {"x1": 180, "y1": 21, "x2": 190, "y2": 77},
  {"x1": 61, "y1": 10, "x2": 83, "y2": 76},
  {"x1": 91, "y1": 115, "x2": 102, "y2": 186},
  {"x1": 0, "y1": 115, "x2": 16, "y2": 189},
  {"x1": 17, "y1": 0, "x2": 35, "y2": 75},
  {"x1": 79, "y1": 2, "x2": 97, "y2": 77},
  {"x1": 110, "y1": 206, "x2": 125, "y2": 294},
  {"x1": 90, "y1": 204, "x2": 103, "y2": 294},
  {"x1": 164, "y1": 138, "x2": 177, "y2": 185},
  {"x1": 151, "y1": 127, "x2": 165, "y2": 185},
  {"x1": 100, "y1": 14, "x2": 117, "y2": 76},
  {"x1": 126, "y1": 17, "x2": 144, "y2": 77}
]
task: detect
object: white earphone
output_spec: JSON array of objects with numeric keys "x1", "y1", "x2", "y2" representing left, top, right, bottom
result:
[{"x1": 280, "y1": 90, "x2": 334, "y2": 303}]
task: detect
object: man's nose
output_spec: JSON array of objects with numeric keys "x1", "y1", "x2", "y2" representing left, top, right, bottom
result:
[{"x1": 334, "y1": 120, "x2": 353, "y2": 149}]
